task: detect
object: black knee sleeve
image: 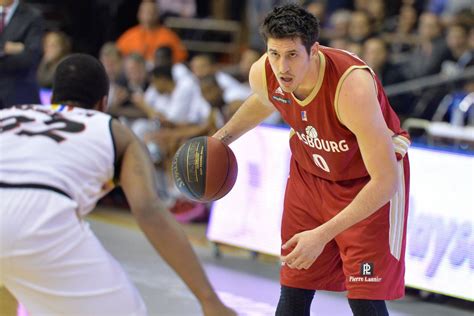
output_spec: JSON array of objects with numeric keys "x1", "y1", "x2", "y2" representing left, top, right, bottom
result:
[
  {"x1": 275, "y1": 286, "x2": 315, "y2": 316},
  {"x1": 348, "y1": 299, "x2": 389, "y2": 316}
]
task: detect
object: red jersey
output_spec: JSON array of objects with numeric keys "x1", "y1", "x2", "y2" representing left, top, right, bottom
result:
[{"x1": 264, "y1": 46, "x2": 410, "y2": 181}]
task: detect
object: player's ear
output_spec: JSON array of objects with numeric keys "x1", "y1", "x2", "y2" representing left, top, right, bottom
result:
[
  {"x1": 310, "y1": 42, "x2": 319, "y2": 58},
  {"x1": 96, "y1": 96, "x2": 108, "y2": 112}
]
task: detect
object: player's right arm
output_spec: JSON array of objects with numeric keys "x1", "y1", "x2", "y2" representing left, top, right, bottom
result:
[
  {"x1": 111, "y1": 119, "x2": 235, "y2": 316},
  {"x1": 213, "y1": 55, "x2": 276, "y2": 145}
]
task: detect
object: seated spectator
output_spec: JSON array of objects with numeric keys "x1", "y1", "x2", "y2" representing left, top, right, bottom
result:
[
  {"x1": 36, "y1": 31, "x2": 71, "y2": 89},
  {"x1": 146, "y1": 74, "x2": 229, "y2": 222},
  {"x1": 190, "y1": 54, "x2": 251, "y2": 104},
  {"x1": 326, "y1": 9, "x2": 352, "y2": 40},
  {"x1": 363, "y1": 37, "x2": 410, "y2": 115},
  {"x1": 131, "y1": 65, "x2": 209, "y2": 143},
  {"x1": 348, "y1": 10, "x2": 374, "y2": 44},
  {"x1": 442, "y1": 24, "x2": 474, "y2": 77},
  {"x1": 346, "y1": 41, "x2": 363, "y2": 57},
  {"x1": 303, "y1": 0, "x2": 327, "y2": 27},
  {"x1": 384, "y1": 4, "x2": 419, "y2": 54},
  {"x1": 403, "y1": 12, "x2": 450, "y2": 79},
  {"x1": 100, "y1": 42, "x2": 123, "y2": 84},
  {"x1": 116, "y1": 0, "x2": 187, "y2": 66},
  {"x1": 99, "y1": 42, "x2": 126, "y2": 111},
  {"x1": 365, "y1": 0, "x2": 389, "y2": 34},
  {"x1": 151, "y1": 74, "x2": 226, "y2": 160},
  {"x1": 131, "y1": 65, "x2": 211, "y2": 211},
  {"x1": 363, "y1": 38, "x2": 405, "y2": 86},
  {"x1": 329, "y1": 37, "x2": 350, "y2": 50},
  {"x1": 236, "y1": 47, "x2": 261, "y2": 83},
  {"x1": 108, "y1": 53, "x2": 150, "y2": 119},
  {"x1": 154, "y1": 46, "x2": 192, "y2": 80},
  {"x1": 427, "y1": 0, "x2": 472, "y2": 25}
]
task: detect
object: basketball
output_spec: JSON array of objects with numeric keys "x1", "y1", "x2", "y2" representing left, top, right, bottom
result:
[{"x1": 172, "y1": 136, "x2": 238, "y2": 202}]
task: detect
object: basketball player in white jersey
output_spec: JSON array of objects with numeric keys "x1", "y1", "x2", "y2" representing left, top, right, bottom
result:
[{"x1": 0, "y1": 54, "x2": 235, "y2": 316}]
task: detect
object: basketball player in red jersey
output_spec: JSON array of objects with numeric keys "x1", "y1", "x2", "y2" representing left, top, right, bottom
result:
[{"x1": 213, "y1": 4, "x2": 410, "y2": 316}]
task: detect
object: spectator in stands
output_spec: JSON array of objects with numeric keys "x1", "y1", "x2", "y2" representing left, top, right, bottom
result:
[
  {"x1": 303, "y1": 0, "x2": 327, "y2": 27},
  {"x1": 137, "y1": 65, "x2": 209, "y2": 125},
  {"x1": 426, "y1": 0, "x2": 473, "y2": 25},
  {"x1": 109, "y1": 53, "x2": 150, "y2": 119},
  {"x1": 364, "y1": 38, "x2": 405, "y2": 86},
  {"x1": 386, "y1": 4, "x2": 419, "y2": 54},
  {"x1": 36, "y1": 31, "x2": 71, "y2": 89},
  {"x1": 132, "y1": 65, "x2": 210, "y2": 213},
  {"x1": 327, "y1": 9, "x2": 352, "y2": 39},
  {"x1": 0, "y1": 0, "x2": 44, "y2": 108},
  {"x1": 403, "y1": 12, "x2": 450, "y2": 79},
  {"x1": 99, "y1": 42, "x2": 128, "y2": 113},
  {"x1": 365, "y1": 0, "x2": 387, "y2": 33},
  {"x1": 190, "y1": 53, "x2": 250, "y2": 104},
  {"x1": 154, "y1": 45, "x2": 192, "y2": 80},
  {"x1": 346, "y1": 41, "x2": 363, "y2": 56},
  {"x1": 442, "y1": 24, "x2": 474, "y2": 76},
  {"x1": 100, "y1": 42, "x2": 123, "y2": 84},
  {"x1": 329, "y1": 37, "x2": 349, "y2": 50},
  {"x1": 152, "y1": 74, "x2": 227, "y2": 160},
  {"x1": 228, "y1": 47, "x2": 261, "y2": 83},
  {"x1": 363, "y1": 37, "x2": 410, "y2": 115},
  {"x1": 116, "y1": 0, "x2": 187, "y2": 66},
  {"x1": 348, "y1": 11, "x2": 374, "y2": 44}
]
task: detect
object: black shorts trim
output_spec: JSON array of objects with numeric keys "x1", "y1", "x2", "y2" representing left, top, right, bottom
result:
[{"x1": 0, "y1": 182, "x2": 71, "y2": 199}]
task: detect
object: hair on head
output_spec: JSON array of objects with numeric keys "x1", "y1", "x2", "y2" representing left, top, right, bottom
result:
[
  {"x1": 51, "y1": 53, "x2": 109, "y2": 108},
  {"x1": 260, "y1": 4, "x2": 320, "y2": 54}
]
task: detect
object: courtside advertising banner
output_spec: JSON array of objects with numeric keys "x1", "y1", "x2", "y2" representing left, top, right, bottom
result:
[{"x1": 208, "y1": 125, "x2": 474, "y2": 300}]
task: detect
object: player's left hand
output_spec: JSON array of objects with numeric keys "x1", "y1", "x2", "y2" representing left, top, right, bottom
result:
[{"x1": 281, "y1": 228, "x2": 330, "y2": 270}]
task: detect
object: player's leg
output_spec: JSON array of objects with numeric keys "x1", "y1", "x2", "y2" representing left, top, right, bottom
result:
[
  {"x1": 278, "y1": 159, "x2": 346, "y2": 313},
  {"x1": 348, "y1": 299, "x2": 389, "y2": 316},
  {"x1": 275, "y1": 286, "x2": 315, "y2": 316},
  {"x1": 0, "y1": 189, "x2": 147, "y2": 316}
]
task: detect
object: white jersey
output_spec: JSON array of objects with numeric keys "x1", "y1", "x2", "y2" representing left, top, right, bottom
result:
[{"x1": 0, "y1": 104, "x2": 116, "y2": 216}]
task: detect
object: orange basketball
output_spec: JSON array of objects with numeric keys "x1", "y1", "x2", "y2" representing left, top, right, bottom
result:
[{"x1": 172, "y1": 136, "x2": 238, "y2": 202}]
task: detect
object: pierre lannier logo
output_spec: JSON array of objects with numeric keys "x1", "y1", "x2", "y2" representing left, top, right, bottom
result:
[{"x1": 348, "y1": 262, "x2": 382, "y2": 283}]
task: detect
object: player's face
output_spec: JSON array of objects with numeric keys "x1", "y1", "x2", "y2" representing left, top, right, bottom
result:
[{"x1": 267, "y1": 37, "x2": 314, "y2": 92}]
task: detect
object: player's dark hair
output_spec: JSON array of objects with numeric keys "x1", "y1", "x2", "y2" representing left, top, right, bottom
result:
[
  {"x1": 52, "y1": 53, "x2": 109, "y2": 109},
  {"x1": 260, "y1": 4, "x2": 320, "y2": 54},
  {"x1": 154, "y1": 46, "x2": 173, "y2": 66},
  {"x1": 152, "y1": 65, "x2": 173, "y2": 80}
]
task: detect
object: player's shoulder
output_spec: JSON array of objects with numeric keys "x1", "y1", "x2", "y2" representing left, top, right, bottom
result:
[{"x1": 249, "y1": 54, "x2": 268, "y2": 93}]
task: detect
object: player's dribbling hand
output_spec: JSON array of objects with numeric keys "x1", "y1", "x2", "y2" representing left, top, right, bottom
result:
[{"x1": 281, "y1": 228, "x2": 330, "y2": 270}]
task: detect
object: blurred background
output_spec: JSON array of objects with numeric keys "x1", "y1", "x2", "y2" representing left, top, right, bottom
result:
[{"x1": 0, "y1": 0, "x2": 473, "y2": 315}]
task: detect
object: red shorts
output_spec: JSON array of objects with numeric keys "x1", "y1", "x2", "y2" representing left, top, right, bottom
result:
[{"x1": 280, "y1": 155, "x2": 410, "y2": 300}]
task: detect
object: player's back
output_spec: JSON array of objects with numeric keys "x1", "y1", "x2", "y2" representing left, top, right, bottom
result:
[{"x1": 0, "y1": 104, "x2": 115, "y2": 215}]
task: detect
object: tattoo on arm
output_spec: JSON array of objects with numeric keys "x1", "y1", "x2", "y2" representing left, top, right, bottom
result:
[{"x1": 218, "y1": 130, "x2": 233, "y2": 144}]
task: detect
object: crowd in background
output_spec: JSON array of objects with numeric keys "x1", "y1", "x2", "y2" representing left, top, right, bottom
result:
[{"x1": 1, "y1": 0, "x2": 473, "y2": 220}]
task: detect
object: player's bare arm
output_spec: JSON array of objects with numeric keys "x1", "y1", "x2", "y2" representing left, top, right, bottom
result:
[
  {"x1": 323, "y1": 69, "x2": 398, "y2": 237},
  {"x1": 111, "y1": 120, "x2": 235, "y2": 316},
  {"x1": 213, "y1": 54, "x2": 276, "y2": 145},
  {"x1": 282, "y1": 69, "x2": 398, "y2": 269}
]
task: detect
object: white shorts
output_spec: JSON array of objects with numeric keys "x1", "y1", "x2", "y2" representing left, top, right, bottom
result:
[{"x1": 0, "y1": 188, "x2": 147, "y2": 316}]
